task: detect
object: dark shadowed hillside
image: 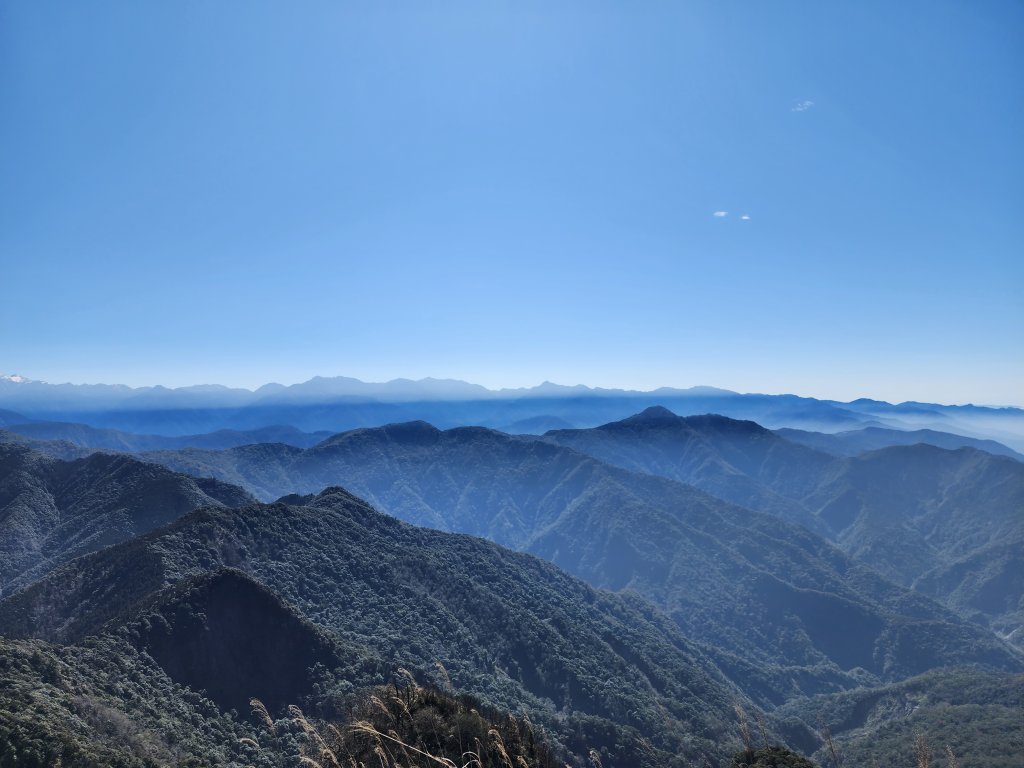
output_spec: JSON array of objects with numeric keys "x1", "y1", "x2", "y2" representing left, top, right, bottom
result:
[{"x1": 126, "y1": 568, "x2": 352, "y2": 715}]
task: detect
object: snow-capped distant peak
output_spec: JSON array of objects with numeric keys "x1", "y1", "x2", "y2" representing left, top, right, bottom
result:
[{"x1": 0, "y1": 374, "x2": 34, "y2": 384}]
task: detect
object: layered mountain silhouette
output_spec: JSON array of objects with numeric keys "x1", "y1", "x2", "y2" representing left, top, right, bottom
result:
[
  {"x1": 3, "y1": 374, "x2": 1021, "y2": 450},
  {"x1": 542, "y1": 408, "x2": 1024, "y2": 647},
  {"x1": 777, "y1": 425, "x2": 1023, "y2": 460},
  {"x1": 1, "y1": 420, "x2": 333, "y2": 452},
  {"x1": 135, "y1": 422, "x2": 1023, "y2": 701}
]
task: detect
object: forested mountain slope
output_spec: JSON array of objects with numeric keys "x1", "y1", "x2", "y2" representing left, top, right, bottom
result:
[
  {"x1": 544, "y1": 409, "x2": 1024, "y2": 646},
  {"x1": 0, "y1": 443, "x2": 253, "y2": 596},
  {"x1": 0, "y1": 487, "x2": 763, "y2": 767},
  {"x1": 137, "y1": 424, "x2": 1023, "y2": 701}
]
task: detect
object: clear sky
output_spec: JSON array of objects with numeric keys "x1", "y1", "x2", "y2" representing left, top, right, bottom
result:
[{"x1": 2, "y1": 1, "x2": 1021, "y2": 404}]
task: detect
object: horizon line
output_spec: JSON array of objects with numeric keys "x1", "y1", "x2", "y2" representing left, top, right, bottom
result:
[{"x1": 2, "y1": 373, "x2": 1021, "y2": 411}]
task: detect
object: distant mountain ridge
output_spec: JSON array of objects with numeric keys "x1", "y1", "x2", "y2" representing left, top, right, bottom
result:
[
  {"x1": 2, "y1": 420, "x2": 333, "y2": 451},
  {"x1": 2, "y1": 373, "x2": 1022, "y2": 449},
  {"x1": 777, "y1": 425, "x2": 1024, "y2": 460}
]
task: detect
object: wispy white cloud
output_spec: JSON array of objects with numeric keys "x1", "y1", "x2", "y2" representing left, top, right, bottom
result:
[
  {"x1": 713, "y1": 211, "x2": 728, "y2": 217},
  {"x1": 791, "y1": 99, "x2": 814, "y2": 112},
  {"x1": 740, "y1": 215, "x2": 751, "y2": 221}
]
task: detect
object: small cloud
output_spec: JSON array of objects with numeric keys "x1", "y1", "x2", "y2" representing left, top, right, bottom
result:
[
  {"x1": 791, "y1": 99, "x2": 814, "y2": 112},
  {"x1": 740, "y1": 215, "x2": 751, "y2": 221},
  {"x1": 712, "y1": 211, "x2": 728, "y2": 217}
]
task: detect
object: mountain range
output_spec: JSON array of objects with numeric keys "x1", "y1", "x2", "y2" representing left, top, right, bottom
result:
[
  {"x1": 1, "y1": 392, "x2": 1021, "y2": 766},
  {"x1": 3, "y1": 374, "x2": 1023, "y2": 450},
  {"x1": 125, "y1": 417, "x2": 1022, "y2": 696}
]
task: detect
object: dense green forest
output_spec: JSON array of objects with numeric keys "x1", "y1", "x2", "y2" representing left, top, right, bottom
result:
[
  {"x1": 136, "y1": 419, "x2": 1022, "y2": 689},
  {"x1": 1, "y1": 423, "x2": 1020, "y2": 767}
]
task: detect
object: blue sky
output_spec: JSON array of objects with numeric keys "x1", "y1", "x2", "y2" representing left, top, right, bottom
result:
[{"x1": 1, "y1": 1, "x2": 1021, "y2": 404}]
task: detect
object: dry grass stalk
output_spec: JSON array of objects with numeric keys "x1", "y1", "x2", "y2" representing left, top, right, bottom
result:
[
  {"x1": 289, "y1": 704, "x2": 341, "y2": 768},
  {"x1": 735, "y1": 704, "x2": 752, "y2": 752},
  {"x1": 817, "y1": 715, "x2": 841, "y2": 768},
  {"x1": 391, "y1": 693, "x2": 412, "y2": 719},
  {"x1": 489, "y1": 728, "x2": 514, "y2": 768},
  {"x1": 350, "y1": 720, "x2": 459, "y2": 768},
  {"x1": 370, "y1": 694, "x2": 395, "y2": 722},
  {"x1": 588, "y1": 748, "x2": 605, "y2": 768},
  {"x1": 397, "y1": 667, "x2": 418, "y2": 689},
  {"x1": 250, "y1": 697, "x2": 275, "y2": 734},
  {"x1": 916, "y1": 733, "x2": 931, "y2": 768},
  {"x1": 434, "y1": 661, "x2": 454, "y2": 693},
  {"x1": 945, "y1": 746, "x2": 959, "y2": 768},
  {"x1": 755, "y1": 711, "x2": 770, "y2": 748}
]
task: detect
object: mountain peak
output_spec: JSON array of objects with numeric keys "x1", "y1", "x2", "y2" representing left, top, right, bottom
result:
[{"x1": 620, "y1": 405, "x2": 681, "y2": 424}]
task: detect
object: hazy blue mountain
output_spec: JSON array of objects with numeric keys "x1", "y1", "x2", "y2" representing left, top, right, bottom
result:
[
  {"x1": 0, "y1": 486, "x2": 762, "y2": 767},
  {"x1": 500, "y1": 414, "x2": 577, "y2": 434},
  {"x1": 65, "y1": 400, "x2": 417, "y2": 437},
  {"x1": 830, "y1": 398, "x2": 1024, "y2": 452},
  {"x1": 0, "y1": 409, "x2": 31, "y2": 427},
  {"x1": 4, "y1": 420, "x2": 333, "y2": 451},
  {"x1": 804, "y1": 445, "x2": 1024, "y2": 645},
  {"x1": 137, "y1": 423, "x2": 1023, "y2": 702},
  {"x1": 543, "y1": 407, "x2": 833, "y2": 532},
  {"x1": 0, "y1": 443, "x2": 254, "y2": 596},
  {"x1": 776, "y1": 425, "x2": 1024, "y2": 460},
  {"x1": 3, "y1": 374, "x2": 1021, "y2": 448},
  {"x1": 0, "y1": 428, "x2": 95, "y2": 461},
  {"x1": 544, "y1": 409, "x2": 1024, "y2": 648},
  {"x1": 253, "y1": 374, "x2": 495, "y2": 402}
]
